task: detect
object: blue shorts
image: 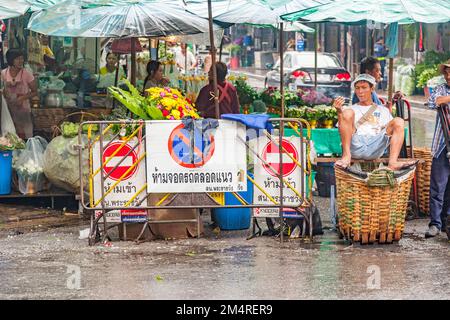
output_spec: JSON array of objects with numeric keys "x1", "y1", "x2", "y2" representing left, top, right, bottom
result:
[{"x1": 350, "y1": 130, "x2": 390, "y2": 160}]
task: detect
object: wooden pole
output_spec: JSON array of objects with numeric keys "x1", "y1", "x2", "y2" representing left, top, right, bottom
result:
[
  {"x1": 131, "y1": 38, "x2": 137, "y2": 86},
  {"x1": 219, "y1": 34, "x2": 224, "y2": 61},
  {"x1": 207, "y1": 0, "x2": 220, "y2": 119},
  {"x1": 366, "y1": 23, "x2": 370, "y2": 58},
  {"x1": 278, "y1": 22, "x2": 285, "y2": 243},
  {"x1": 279, "y1": 23, "x2": 284, "y2": 118},
  {"x1": 387, "y1": 57, "x2": 394, "y2": 102},
  {"x1": 314, "y1": 23, "x2": 318, "y2": 89}
]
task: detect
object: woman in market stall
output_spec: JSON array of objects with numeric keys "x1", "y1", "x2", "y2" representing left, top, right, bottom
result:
[
  {"x1": 1, "y1": 49, "x2": 37, "y2": 139},
  {"x1": 97, "y1": 52, "x2": 126, "y2": 89},
  {"x1": 142, "y1": 60, "x2": 169, "y2": 96},
  {"x1": 195, "y1": 62, "x2": 240, "y2": 119}
]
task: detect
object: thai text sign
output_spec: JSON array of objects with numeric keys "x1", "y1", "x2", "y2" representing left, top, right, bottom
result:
[{"x1": 146, "y1": 120, "x2": 247, "y2": 193}]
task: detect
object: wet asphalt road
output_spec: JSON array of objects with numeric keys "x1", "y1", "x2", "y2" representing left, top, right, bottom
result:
[{"x1": 0, "y1": 205, "x2": 448, "y2": 300}]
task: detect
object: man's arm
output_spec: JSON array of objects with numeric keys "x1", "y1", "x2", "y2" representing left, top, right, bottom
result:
[
  {"x1": 436, "y1": 96, "x2": 450, "y2": 106},
  {"x1": 428, "y1": 85, "x2": 449, "y2": 109}
]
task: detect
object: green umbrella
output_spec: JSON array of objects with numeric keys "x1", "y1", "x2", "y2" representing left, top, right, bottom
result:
[
  {"x1": 27, "y1": 0, "x2": 216, "y2": 38},
  {"x1": 0, "y1": 0, "x2": 30, "y2": 19},
  {"x1": 282, "y1": 0, "x2": 450, "y2": 24},
  {"x1": 282, "y1": 0, "x2": 450, "y2": 101},
  {"x1": 26, "y1": 0, "x2": 61, "y2": 11},
  {"x1": 184, "y1": 0, "x2": 327, "y2": 29}
]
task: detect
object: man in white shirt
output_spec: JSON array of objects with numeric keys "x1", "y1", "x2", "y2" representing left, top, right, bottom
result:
[
  {"x1": 333, "y1": 73, "x2": 416, "y2": 170},
  {"x1": 175, "y1": 43, "x2": 197, "y2": 72}
]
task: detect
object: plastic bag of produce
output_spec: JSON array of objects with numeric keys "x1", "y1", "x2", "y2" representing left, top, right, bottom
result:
[
  {"x1": 14, "y1": 136, "x2": 49, "y2": 194},
  {"x1": 401, "y1": 74, "x2": 416, "y2": 96},
  {"x1": 394, "y1": 66, "x2": 405, "y2": 92},
  {"x1": 400, "y1": 64, "x2": 415, "y2": 76},
  {"x1": 427, "y1": 75, "x2": 446, "y2": 89},
  {"x1": 43, "y1": 134, "x2": 89, "y2": 193}
]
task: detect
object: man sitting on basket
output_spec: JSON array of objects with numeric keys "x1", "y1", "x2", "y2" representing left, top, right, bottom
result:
[{"x1": 333, "y1": 74, "x2": 416, "y2": 170}]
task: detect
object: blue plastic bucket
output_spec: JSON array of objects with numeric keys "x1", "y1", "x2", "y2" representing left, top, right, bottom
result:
[
  {"x1": 212, "y1": 174, "x2": 254, "y2": 230},
  {"x1": 0, "y1": 151, "x2": 13, "y2": 195}
]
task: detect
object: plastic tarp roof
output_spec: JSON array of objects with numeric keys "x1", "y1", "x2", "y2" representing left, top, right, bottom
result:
[
  {"x1": 27, "y1": 0, "x2": 220, "y2": 38},
  {"x1": 281, "y1": 0, "x2": 450, "y2": 24}
]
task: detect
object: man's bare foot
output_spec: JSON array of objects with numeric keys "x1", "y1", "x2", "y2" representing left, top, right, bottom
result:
[
  {"x1": 387, "y1": 160, "x2": 418, "y2": 171},
  {"x1": 335, "y1": 156, "x2": 351, "y2": 169}
]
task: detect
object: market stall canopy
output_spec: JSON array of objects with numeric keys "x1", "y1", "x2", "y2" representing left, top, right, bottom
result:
[
  {"x1": 162, "y1": 29, "x2": 224, "y2": 46},
  {"x1": 26, "y1": 0, "x2": 62, "y2": 11},
  {"x1": 111, "y1": 38, "x2": 143, "y2": 54},
  {"x1": 281, "y1": 0, "x2": 450, "y2": 24},
  {"x1": 0, "y1": 0, "x2": 31, "y2": 19},
  {"x1": 27, "y1": 0, "x2": 220, "y2": 38},
  {"x1": 183, "y1": 0, "x2": 330, "y2": 30}
]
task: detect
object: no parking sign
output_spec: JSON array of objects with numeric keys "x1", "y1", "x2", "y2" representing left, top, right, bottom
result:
[{"x1": 146, "y1": 120, "x2": 247, "y2": 193}]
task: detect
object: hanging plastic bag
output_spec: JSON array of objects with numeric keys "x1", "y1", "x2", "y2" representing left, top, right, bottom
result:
[
  {"x1": 400, "y1": 65, "x2": 416, "y2": 96},
  {"x1": 14, "y1": 136, "x2": 49, "y2": 194},
  {"x1": 43, "y1": 134, "x2": 89, "y2": 193},
  {"x1": 1, "y1": 96, "x2": 16, "y2": 136},
  {"x1": 394, "y1": 65, "x2": 405, "y2": 92}
]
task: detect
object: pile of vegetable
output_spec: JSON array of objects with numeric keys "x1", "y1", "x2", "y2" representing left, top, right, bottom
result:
[
  {"x1": 43, "y1": 134, "x2": 89, "y2": 193},
  {"x1": 0, "y1": 133, "x2": 25, "y2": 151},
  {"x1": 60, "y1": 122, "x2": 99, "y2": 138}
]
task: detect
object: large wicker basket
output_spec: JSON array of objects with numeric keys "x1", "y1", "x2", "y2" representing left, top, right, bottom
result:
[
  {"x1": 335, "y1": 164, "x2": 416, "y2": 244},
  {"x1": 409, "y1": 147, "x2": 432, "y2": 215}
]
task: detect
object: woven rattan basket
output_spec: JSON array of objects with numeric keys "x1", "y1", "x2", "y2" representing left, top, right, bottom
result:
[
  {"x1": 409, "y1": 147, "x2": 432, "y2": 214},
  {"x1": 335, "y1": 164, "x2": 416, "y2": 244}
]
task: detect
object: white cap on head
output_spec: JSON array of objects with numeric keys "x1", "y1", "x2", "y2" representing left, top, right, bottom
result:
[{"x1": 352, "y1": 73, "x2": 376, "y2": 89}]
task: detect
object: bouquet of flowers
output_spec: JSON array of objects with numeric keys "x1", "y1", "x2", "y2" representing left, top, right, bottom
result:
[
  {"x1": 315, "y1": 105, "x2": 338, "y2": 122},
  {"x1": 146, "y1": 87, "x2": 200, "y2": 120},
  {"x1": 109, "y1": 80, "x2": 200, "y2": 121},
  {"x1": 260, "y1": 87, "x2": 303, "y2": 110},
  {"x1": 260, "y1": 87, "x2": 279, "y2": 108},
  {"x1": 300, "y1": 88, "x2": 332, "y2": 107}
]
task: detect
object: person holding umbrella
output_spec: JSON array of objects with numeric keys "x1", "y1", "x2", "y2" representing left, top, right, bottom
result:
[{"x1": 424, "y1": 59, "x2": 450, "y2": 239}]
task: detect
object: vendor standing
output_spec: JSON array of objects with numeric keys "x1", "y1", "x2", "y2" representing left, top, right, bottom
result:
[
  {"x1": 1, "y1": 49, "x2": 37, "y2": 139},
  {"x1": 175, "y1": 43, "x2": 197, "y2": 72},
  {"x1": 98, "y1": 52, "x2": 126, "y2": 88},
  {"x1": 195, "y1": 62, "x2": 239, "y2": 119},
  {"x1": 40, "y1": 34, "x2": 56, "y2": 72},
  {"x1": 424, "y1": 59, "x2": 450, "y2": 239}
]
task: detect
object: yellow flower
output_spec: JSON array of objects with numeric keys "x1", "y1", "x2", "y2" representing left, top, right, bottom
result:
[{"x1": 171, "y1": 109, "x2": 181, "y2": 119}]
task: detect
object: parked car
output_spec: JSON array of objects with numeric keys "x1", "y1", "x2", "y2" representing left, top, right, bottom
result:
[{"x1": 265, "y1": 51, "x2": 351, "y2": 99}]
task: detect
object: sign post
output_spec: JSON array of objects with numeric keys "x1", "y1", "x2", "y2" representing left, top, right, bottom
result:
[
  {"x1": 93, "y1": 138, "x2": 148, "y2": 223},
  {"x1": 253, "y1": 136, "x2": 306, "y2": 218}
]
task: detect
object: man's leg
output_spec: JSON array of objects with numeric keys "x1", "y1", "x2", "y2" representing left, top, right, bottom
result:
[
  {"x1": 336, "y1": 109, "x2": 355, "y2": 168},
  {"x1": 385, "y1": 117, "x2": 404, "y2": 169},
  {"x1": 427, "y1": 148, "x2": 450, "y2": 237},
  {"x1": 441, "y1": 180, "x2": 450, "y2": 231}
]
